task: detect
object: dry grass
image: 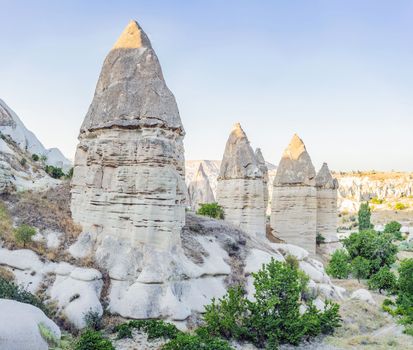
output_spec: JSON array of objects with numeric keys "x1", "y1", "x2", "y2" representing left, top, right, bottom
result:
[
  {"x1": 334, "y1": 171, "x2": 413, "y2": 181},
  {"x1": 4, "y1": 182, "x2": 81, "y2": 245},
  {"x1": 0, "y1": 266, "x2": 15, "y2": 281}
]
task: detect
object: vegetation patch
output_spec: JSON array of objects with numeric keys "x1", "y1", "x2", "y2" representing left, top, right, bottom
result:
[{"x1": 196, "y1": 202, "x2": 225, "y2": 219}]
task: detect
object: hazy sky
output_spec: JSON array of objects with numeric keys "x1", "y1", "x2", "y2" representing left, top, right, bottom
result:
[{"x1": 1, "y1": 0, "x2": 412, "y2": 171}]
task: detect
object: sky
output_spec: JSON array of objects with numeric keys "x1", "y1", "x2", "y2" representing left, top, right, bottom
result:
[{"x1": 0, "y1": 0, "x2": 412, "y2": 171}]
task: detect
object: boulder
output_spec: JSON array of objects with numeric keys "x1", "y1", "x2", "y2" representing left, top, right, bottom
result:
[
  {"x1": 351, "y1": 289, "x2": 376, "y2": 305},
  {"x1": 0, "y1": 299, "x2": 61, "y2": 350}
]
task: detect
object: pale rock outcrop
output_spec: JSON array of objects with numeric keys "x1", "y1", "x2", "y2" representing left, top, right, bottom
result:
[
  {"x1": 270, "y1": 134, "x2": 317, "y2": 254},
  {"x1": 316, "y1": 163, "x2": 339, "y2": 242},
  {"x1": 187, "y1": 163, "x2": 215, "y2": 211},
  {"x1": 255, "y1": 148, "x2": 269, "y2": 213},
  {"x1": 71, "y1": 20, "x2": 186, "y2": 258},
  {"x1": 0, "y1": 299, "x2": 61, "y2": 350},
  {"x1": 216, "y1": 123, "x2": 266, "y2": 238},
  {"x1": 351, "y1": 289, "x2": 376, "y2": 305}
]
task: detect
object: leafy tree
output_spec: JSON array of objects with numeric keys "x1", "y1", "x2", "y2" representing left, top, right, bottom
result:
[
  {"x1": 358, "y1": 202, "x2": 372, "y2": 231},
  {"x1": 343, "y1": 230, "x2": 397, "y2": 276},
  {"x1": 31, "y1": 154, "x2": 39, "y2": 162},
  {"x1": 351, "y1": 256, "x2": 371, "y2": 282},
  {"x1": 203, "y1": 258, "x2": 341, "y2": 348},
  {"x1": 326, "y1": 249, "x2": 351, "y2": 279},
  {"x1": 14, "y1": 224, "x2": 36, "y2": 247},
  {"x1": 368, "y1": 267, "x2": 397, "y2": 294},
  {"x1": 197, "y1": 202, "x2": 225, "y2": 219},
  {"x1": 384, "y1": 221, "x2": 403, "y2": 240},
  {"x1": 396, "y1": 259, "x2": 413, "y2": 324}
]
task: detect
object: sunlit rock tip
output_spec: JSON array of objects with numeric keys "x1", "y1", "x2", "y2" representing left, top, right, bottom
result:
[
  {"x1": 112, "y1": 20, "x2": 151, "y2": 49},
  {"x1": 271, "y1": 134, "x2": 317, "y2": 254},
  {"x1": 217, "y1": 124, "x2": 266, "y2": 238}
]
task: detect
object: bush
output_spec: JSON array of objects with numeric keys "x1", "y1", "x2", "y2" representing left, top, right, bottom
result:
[
  {"x1": 20, "y1": 158, "x2": 27, "y2": 166},
  {"x1": 395, "y1": 202, "x2": 408, "y2": 210},
  {"x1": 162, "y1": 331, "x2": 233, "y2": 350},
  {"x1": 115, "y1": 319, "x2": 181, "y2": 340},
  {"x1": 351, "y1": 256, "x2": 371, "y2": 281},
  {"x1": 13, "y1": 224, "x2": 36, "y2": 247},
  {"x1": 358, "y1": 202, "x2": 372, "y2": 231},
  {"x1": 343, "y1": 230, "x2": 397, "y2": 276},
  {"x1": 0, "y1": 276, "x2": 49, "y2": 315},
  {"x1": 397, "y1": 259, "x2": 413, "y2": 323},
  {"x1": 45, "y1": 165, "x2": 65, "y2": 179},
  {"x1": 203, "y1": 258, "x2": 341, "y2": 348},
  {"x1": 368, "y1": 267, "x2": 397, "y2": 294},
  {"x1": 316, "y1": 233, "x2": 325, "y2": 245},
  {"x1": 196, "y1": 202, "x2": 224, "y2": 219},
  {"x1": 65, "y1": 167, "x2": 74, "y2": 179},
  {"x1": 83, "y1": 309, "x2": 102, "y2": 331},
  {"x1": 75, "y1": 329, "x2": 114, "y2": 350},
  {"x1": 384, "y1": 221, "x2": 403, "y2": 240},
  {"x1": 326, "y1": 249, "x2": 351, "y2": 279},
  {"x1": 370, "y1": 197, "x2": 384, "y2": 204},
  {"x1": 32, "y1": 154, "x2": 40, "y2": 162}
]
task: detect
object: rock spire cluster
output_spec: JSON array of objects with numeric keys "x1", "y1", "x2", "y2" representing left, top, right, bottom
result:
[{"x1": 188, "y1": 163, "x2": 215, "y2": 211}]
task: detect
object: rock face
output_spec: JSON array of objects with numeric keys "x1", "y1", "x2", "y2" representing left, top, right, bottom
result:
[
  {"x1": 0, "y1": 99, "x2": 71, "y2": 193},
  {"x1": 0, "y1": 299, "x2": 61, "y2": 350},
  {"x1": 270, "y1": 134, "x2": 317, "y2": 254},
  {"x1": 216, "y1": 123, "x2": 266, "y2": 238},
  {"x1": 316, "y1": 163, "x2": 338, "y2": 242},
  {"x1": 71, "y1": 20, "x2": 186, "y2": 255},
  {"x1": 255, "y1": 148, "x2": 269, "y2": 213},
  {"x1": 188, "y1": 163, "x2": 215, "y2": 211}
]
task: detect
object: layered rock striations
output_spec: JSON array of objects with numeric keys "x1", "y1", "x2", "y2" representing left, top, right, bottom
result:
[
  {"x1": 71, "y1": 20, "x2": 186, "y2": 255},
  {"x1": 216, "y1": 123, "x2": 266, "y2": 238},
  {"x1": 255, "y1": 148, "x2": 269, "y2": 214},
  {"x1": 270, "y1": 134, "x2": 317, "y2": 254},
  {"x1": 316, "y1": 163, "x2": 339, "y2": 242},
  {"x1": 188, "y1": 163, "x2": 215, "y2": 211}
]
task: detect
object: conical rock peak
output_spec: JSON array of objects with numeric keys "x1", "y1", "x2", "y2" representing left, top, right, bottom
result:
[{"x1": 316, "y1": 163, "x2": 338, "y2": 189}]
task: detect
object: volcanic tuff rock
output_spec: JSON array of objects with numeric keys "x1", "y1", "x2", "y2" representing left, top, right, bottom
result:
[
  {"x1": 270, "y1": 134, "x2": 317, "y2": 254},
  {"x1": 316, "y1": 163, "x2": 339, "y2": 243},
  {"x1": 187, "y1": 163, "x2": 215, "y2": 211},
  {"x1": 255, "y1": 148, "x2": 269, "y2": 213},
  {"x1": 0, "y1": 99, "x2": 71, "y2": 192},
  {"x1": 216, "y1": 123, "x2": 266, "y2": 238}
]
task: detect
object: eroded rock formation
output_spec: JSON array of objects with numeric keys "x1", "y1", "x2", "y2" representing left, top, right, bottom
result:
[
  {"x1": 270, "y1": 134, "x2": 317, "y2": 254},
  {"x1": 255, "y1": 148, "x2": 269, "y2": 213},
  {"x1": 188, "y1": 163, "x2": 215, "y2": 211},
  {"x1": 316, "y1": 163, "x2": 339, "y2": 242},
  {"x1": 216, "y1": 123, "x2": 266, "y2": 238},
  {"x1": 71, "y1": 20, "x2": 186, "y2": 254}
]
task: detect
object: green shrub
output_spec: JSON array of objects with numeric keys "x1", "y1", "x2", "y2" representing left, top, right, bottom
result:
[
  {"x1": 32, "y1": 154, "x2": 40, "y2": 162},
  {"x1": 20, "y1": 158, "x2": 27, "y2": 166},
  {"x1": 162, "y1": 330, "x2": 233, "y2": 350},
  {"x1": 38, "y1": 323, "x2": 60, "y2": 347},
  {"x1": 196, "y1": 202, "x2": 224, "y2": 219},
  {"x1": 65, "y1": 167, "x2": 74, "y2": 179},
  {"x1": 75, "y1": 329, "x2": 114, "y2": 350},
  {"x1": 13, "y1": 224, "x2": 36, "y2": 247},
  {"x1": 45, "y1": 165, "x2": 65, "y2": 179},
  {"x1": 83, "y1": 309, "x2": 102, "y2": 331},
  {"x1": 351, "y1": 256, "x2": 371, "y2": 281},
  {"x1": 343, "y1": 230, "x2": 397, "y2": 276},
  {"x1": 0, "y1": 276, "x2": 49, "y2": 314},
  {"x1": 368, "y1": 267, "x2": 397, "y2": 294},
  {"x1": 203, "y1": 258, "x2": 341, "y2": 348},
  {"x1": 326, "y1": 249, "x2": 351, "y2": 279},
  {"x1": 116, "y1": 319, "x2": 181, "y2": 340},
  {"x1": 384, "y1": 221, "x2": 402, "y2": 234},
  {"x1": 397, "y1": 259, "x2": 413, "y2": 323},
  {"x1": 358, "y1": 202, "x2": 372, "y2": 231}
]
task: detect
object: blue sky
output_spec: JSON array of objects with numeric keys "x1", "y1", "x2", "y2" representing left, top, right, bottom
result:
[{"x1": 1, "y1": 0, "x2": 412, "y2": 171}]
